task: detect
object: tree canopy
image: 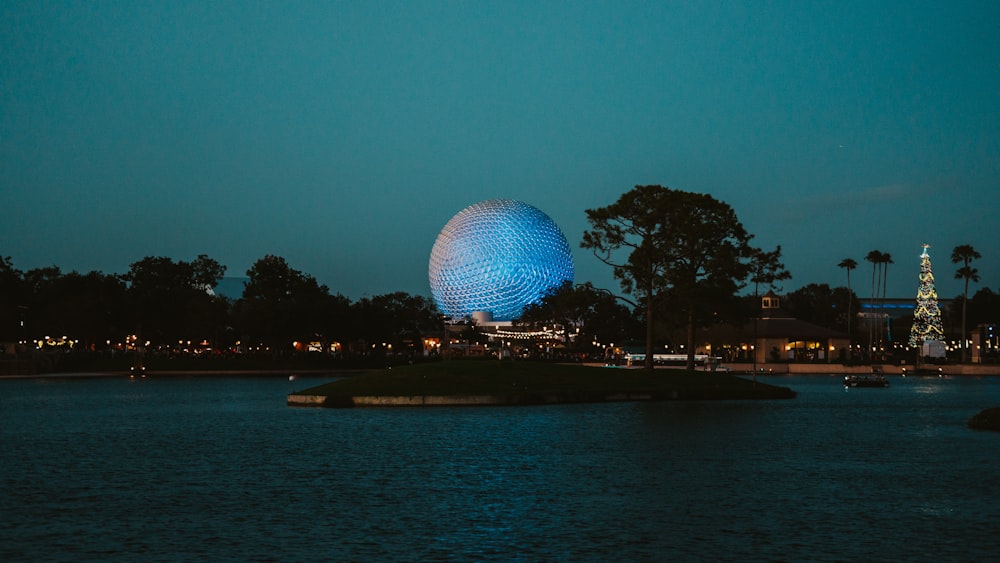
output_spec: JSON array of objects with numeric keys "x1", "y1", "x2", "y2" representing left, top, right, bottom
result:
[
  {"x1": 235, "y1": 255, "x2": 341, "y2": 354},
  {"x1": 951, "y1": 244, "x2": 982, "y2": 363},
  {"x1": 123, "y1": 255, "x2": 228, "y2": 344},
  {"x1": 783, "y1": 283, "x2": 856, "y2": 334},
  {"x1": 516, "y1": 281, "x2": 641, "y2": 355},
  {"x1": 582, "y1": 185, "x2": 758, "y2": 370}
]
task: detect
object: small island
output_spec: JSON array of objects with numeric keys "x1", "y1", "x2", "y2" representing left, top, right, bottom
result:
[
  {"x1": 968, "y1": 407, "x2": 1000, "y2": 431},
  {"x1": 287, "y1": 360, "x2": 796, "y2": 408}
]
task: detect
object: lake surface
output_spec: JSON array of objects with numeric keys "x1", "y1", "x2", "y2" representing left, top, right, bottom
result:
[{"x1": 2, "y1": 373, "x2": 999, "y2": 561}]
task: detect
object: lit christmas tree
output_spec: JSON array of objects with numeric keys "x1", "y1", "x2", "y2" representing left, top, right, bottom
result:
[{"x1": 908, "y1": 244, "x2": 945, "y2": 350}]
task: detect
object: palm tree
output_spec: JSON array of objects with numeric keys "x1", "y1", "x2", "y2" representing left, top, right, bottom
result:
[
  {"x1": 880, "y1": 252, "x2": 893, "y2": 346},
  {"x1": 838, "y1": 258, "x2": 857, "y2": 357},
  {"x1": 864, "y1": 250, "x2": 883, "y2": 359},
  {"x1": 951, "y1": 244, "x2": 981, "y2": 363}
]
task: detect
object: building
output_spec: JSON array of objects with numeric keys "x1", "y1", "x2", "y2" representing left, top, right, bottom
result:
[{"x1": 698, "y1": 292, "x2": 850, "y2": 364}]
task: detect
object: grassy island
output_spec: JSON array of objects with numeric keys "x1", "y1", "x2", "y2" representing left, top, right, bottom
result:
[
  {"x1": 288, "y1": 359, "x2": 796, "y2": 407},
  {"x1": 968, "y1": 407, "x2": 1000, "y2": 431}
]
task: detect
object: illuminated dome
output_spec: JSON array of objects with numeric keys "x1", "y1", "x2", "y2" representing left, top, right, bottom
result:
[{"x1": 428, "y1": 199, "x2": 574, "y2": 321}]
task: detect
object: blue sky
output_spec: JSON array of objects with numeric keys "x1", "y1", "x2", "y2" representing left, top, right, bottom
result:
[{"x1": 2, "y1": 0, "x2": 997, "y2": 301}]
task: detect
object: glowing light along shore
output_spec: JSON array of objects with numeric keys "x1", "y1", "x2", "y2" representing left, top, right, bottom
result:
[{"x1": 428, "y1": 199, "x2": 574, "y2": 321}]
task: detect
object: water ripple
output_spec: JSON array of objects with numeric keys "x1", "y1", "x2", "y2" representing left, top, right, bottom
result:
[{"x1": 2, "y1": 375, "x2": 999, "y2": 560}]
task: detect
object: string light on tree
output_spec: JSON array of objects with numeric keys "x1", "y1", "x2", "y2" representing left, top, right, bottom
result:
[{"x1": 908, "y1": 244, "x2": 945, "y2": 355}]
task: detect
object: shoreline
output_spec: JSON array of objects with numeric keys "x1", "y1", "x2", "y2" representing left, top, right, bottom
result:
[
  {"x1": 0, "y1": 369, "x2": 360, "y2": 380},
  {"x1": 4, "y1": 362, "x2": 1000, "y2": 379},
  {"x1": 718, "y1": 363, "x2": 1000, "y2": 377}
]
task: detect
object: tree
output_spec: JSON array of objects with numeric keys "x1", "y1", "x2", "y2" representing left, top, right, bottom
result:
[
  {"x1": 3, "y1": 263, "x2": 127, "y2": 350},
  {"x1": 748, "y1": 246, "x2": 792, "y2": 373},
  {"x1": 27, "y1": 269, "x2": 127, "y2": 349},
  {"x1": 516, "y1": 281, "x2": 590, "y2": 347},
  {"x1": 908, "y1": 245, "x2": 945, "y2": 350},
  {"x1": 749, "y1": 246, "x2": 792, "y2": 297},
  {"x1": 236, "y1": 255, "x2": 333, "y2": 354},
  {"x1": 20, "y1": 266, "x2": 62, "y2": 340},
  {"x1": 838, "y1": 258, "x2": 858, "y2": 353},
  {"x1": 951, "y1": 244, "x2": 981, "y2": 363},
  {"x1": 582, "y1": 185, "x2": 754, "y2": 370},
  {"x1": 517, "y1": 281, "x2": 640, "y2": 357},
  {"x1": 124, "y1": 255, "x2": 227, "y2": 345},
  {"x1": 0, "y1": 257, "x2": 26, "y2": 342},
  {"x1": 864, "y1": 250, "x2": 889, "y2": 359},
  {"x1": 966, "y1": 287, "x2": 1000, "y2": 328},
  {"x1": 784, "y1": 283, "x2": 853, "y2": 333},
  {"x1": 351, "y1": 292, "x2": 440, "y2": 356},
  {"x1": 880, "y1": 252, "x2": 893, "y2": 344},
  {"x1": 191, "y1": 254, "x2": 228, "y2": 291},
  {"x1": 583, "y1": 285, "x2": 642, "y2": 353}
]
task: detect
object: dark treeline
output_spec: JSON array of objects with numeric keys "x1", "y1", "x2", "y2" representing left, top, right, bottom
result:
[
  {"x1": 3, "y1": 250, "x2": 998, "y2": 367},
  {"x1": 4, "y1": 192, "x2": 998, "y2": 373},
  {"x1": 0, "y1": 254, "x2": 440, "y2": 362}
]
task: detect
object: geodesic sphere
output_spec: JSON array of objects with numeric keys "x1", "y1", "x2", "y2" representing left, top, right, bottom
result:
[{"x1": 428, "y1": 199, "x2": 574, "y2": 321}]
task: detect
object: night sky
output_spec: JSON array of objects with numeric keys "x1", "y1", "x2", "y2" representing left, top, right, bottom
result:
[{"x1": 3, "y1": 1, "x2": 997, "y2": 301}]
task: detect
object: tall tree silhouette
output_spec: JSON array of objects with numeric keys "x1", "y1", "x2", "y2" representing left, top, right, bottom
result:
[
  {"x1": 864, "y1": 250, "x2": 883, "y2": 359},
  {"x1": 880, "y1": 252, "x2": 893, "y2": 346},
  {"x1": 838, "y1": 257, "x2": 857, "y2": 355},
  {"x1": 951, "y1": 244, "x2": 981, "y2": 363},
  {"x1": 583, "y1": 185, "x2": 754, "y2": 370}
]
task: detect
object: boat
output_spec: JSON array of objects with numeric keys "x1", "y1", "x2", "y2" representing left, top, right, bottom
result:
[{"x1": 843, "y1": 374, "x2": 889, "y2": 388}]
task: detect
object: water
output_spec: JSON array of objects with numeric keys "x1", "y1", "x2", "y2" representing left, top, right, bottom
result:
[{"x1": 2, "y1": 374, "x2": 999, "y2": 561}]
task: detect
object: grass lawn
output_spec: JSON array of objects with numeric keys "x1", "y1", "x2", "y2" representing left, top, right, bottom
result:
[{"x1": 292, "y1": 359, "x2": 796, "y2": 406}]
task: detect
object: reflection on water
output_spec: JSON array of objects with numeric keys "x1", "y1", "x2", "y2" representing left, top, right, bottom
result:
[{"x1": 1, "y1": 374, "x2": 999, "y2": 560}]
